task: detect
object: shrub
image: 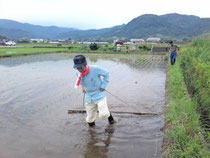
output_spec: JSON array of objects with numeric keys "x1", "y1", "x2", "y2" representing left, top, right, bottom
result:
[
  {"x1": 89, "y1": 43, "x2": 99, "y2": 50},
  {"x1": 138, "y1": 45, "x2": 151, "y2": 51}
]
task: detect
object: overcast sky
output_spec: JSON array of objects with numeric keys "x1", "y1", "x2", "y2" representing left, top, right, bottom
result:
[{"x1": 0, "y1": 0, "x2": 209, "y2": 29}]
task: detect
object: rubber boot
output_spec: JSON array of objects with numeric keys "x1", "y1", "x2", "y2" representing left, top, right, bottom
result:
[
  {"x1": 108, "y1": 114, "x2": 115, "y2": 124},
  {"x1": 88, "y1": 122, "x2": 95, "y2": 127}
]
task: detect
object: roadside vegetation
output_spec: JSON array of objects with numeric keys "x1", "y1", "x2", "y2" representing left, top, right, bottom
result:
[{"x1": 163, "y1": 38, "x2": 209, "y2": 157}]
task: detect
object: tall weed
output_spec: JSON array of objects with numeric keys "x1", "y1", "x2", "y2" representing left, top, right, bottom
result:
[{"x1": 180, "y1": 38, "x2": 210, "y2": 130}]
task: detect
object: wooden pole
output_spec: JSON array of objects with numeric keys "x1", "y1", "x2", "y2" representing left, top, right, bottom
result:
[{"x1": 68, "y1": 109, "x2": 161, "y2": 116}]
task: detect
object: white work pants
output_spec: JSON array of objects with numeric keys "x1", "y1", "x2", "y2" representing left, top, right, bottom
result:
[{"x1": 85, "y1": 97, "x2": 110, "y2": 123}]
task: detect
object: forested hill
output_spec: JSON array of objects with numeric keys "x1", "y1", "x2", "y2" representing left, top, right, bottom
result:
[
  {"x1": 58, "y1": 13, "x2": 210, "y2": 41},
  {"x1": 112, "y1": 13, "x2": 210, "y2": 40},
  {"x1": 0, "y1": 13, "x2": 210, "y2": 41},
  {"x1": 0, "y1": 19, "x2": 76, "y2": 39}
]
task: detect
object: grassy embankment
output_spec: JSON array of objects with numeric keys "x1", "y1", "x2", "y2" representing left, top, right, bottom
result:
[
  {"x1": 0, "y1": 43, "x2": 167, "y2": 57},
  {"x1": 163, "y1": 38, "x2": 209, "y2": 157}
]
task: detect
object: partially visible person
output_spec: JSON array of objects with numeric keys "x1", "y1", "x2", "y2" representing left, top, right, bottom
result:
[
  {"x1": 169, "y1": 41, "x2": 180, "y2": 65},
  {"x1": 132, "y1": 41, "x2": 136, "y2": 51},
  {"x1": 126, "y1": 46, "x2": 130, "y2": 52},
  {"x1": 73, "y1": 55, "x2": 115, "y2": 127},
  {"x1": 116, "y1": 43, "x2": 121, "y2": 52}
]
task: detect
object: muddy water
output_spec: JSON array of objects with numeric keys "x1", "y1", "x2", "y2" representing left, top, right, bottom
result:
[{"x1": 0, "y1": 53, "x2": 167, "y2": 158}]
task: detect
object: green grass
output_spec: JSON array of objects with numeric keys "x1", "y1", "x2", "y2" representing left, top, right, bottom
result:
[
  {"x1": 0, "y1": 47, "x2": 68, "y2": 56},
  {"x1": 180, "y1": 38, "x2": 210, "y2": 130},
  {"x1": 162, "y1": 58, "x2": 209, "y2": 157},
  {"x1": 0, "y1": 43, "x2": 168, "y2": 57}
]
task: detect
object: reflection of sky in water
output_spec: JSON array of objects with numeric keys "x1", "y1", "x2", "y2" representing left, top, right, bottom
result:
[
  {"x1": 0, "y1": 53, "x2": 110, "y2": 67},
  {"x1": 0, "y1": 54, "x2": 73, "y2": 67},
  {"x1": 0, "y1": 53, "x2": 167, "y2": 158}
]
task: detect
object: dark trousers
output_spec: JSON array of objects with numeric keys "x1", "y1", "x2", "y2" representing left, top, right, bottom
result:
[{"x1": 170, "y1": 52, "x2": 177, "y2": 65}]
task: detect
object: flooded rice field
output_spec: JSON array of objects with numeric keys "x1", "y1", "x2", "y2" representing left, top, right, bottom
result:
[{"x1": 0, "y1": 53, "x2": 167, "y2": 158}]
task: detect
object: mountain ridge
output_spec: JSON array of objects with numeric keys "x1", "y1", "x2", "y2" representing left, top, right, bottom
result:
[{"x1": 0, "y1": 13, "x2": 210, "y2": 41}]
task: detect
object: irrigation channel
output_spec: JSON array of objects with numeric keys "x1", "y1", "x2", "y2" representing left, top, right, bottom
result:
[{"x1": 0, "y1": 53, "x2": 167, "y2": 158}]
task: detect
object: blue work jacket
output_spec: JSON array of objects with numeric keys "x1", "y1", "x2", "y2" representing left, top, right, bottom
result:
[{"x1": 77, "y1": 65, "x2": 109, "y2": 104}]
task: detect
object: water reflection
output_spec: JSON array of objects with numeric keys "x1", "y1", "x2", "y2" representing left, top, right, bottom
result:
[
  {"x1": 0, "y1": 54, "x2": 71, "y2": 67},
  {"x1": 0, "y1": 53, "x2": 166, "y2": 158},
  {"x1": 0, "y1": 53, "x2": 167, "y2": 71},
  {"x1": 0, "y1": 54, "x2": 100, "y2": 67},
  {"x1": 89, "y1": 57, "x2": 98, "y2": 63},
  {"x1": 84, "y1": 125, "x2": 115, "y2": 158}
]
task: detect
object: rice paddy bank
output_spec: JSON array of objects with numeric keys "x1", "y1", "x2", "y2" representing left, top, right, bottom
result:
[
  {"x1": 0, "y1": 43, "x2": 167, "y2": 57},
  {"x1": 162, "y1": 38, "x2": 209, "y2": 157}
]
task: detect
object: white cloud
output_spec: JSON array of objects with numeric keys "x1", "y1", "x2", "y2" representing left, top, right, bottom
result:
[{"x1": 0, "y1": 0, "x2": 209, "y2": 29}]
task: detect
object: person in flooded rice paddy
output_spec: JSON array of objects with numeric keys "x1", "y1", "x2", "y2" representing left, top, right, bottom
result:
[
  {"x1": 169, "y1": 41, "x2": 180, "y2": 65},
  {"x1": 73, "y1": 55, "x2": 115, "y2": 127}
]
